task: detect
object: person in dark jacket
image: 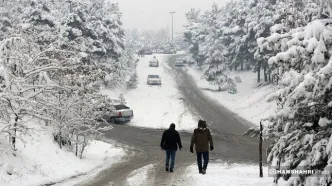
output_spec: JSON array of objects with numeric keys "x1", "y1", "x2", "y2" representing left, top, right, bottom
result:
[
  {"x1": 160, "y1": 123, "x2": 182, "y2": 172},
  {"x1": 190, "y1": 119, "x2": 214, "y2": 174}
]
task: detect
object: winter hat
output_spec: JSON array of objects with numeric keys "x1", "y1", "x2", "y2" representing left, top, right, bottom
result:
[
  {"x1": 202, "y1": 120, "x2": 207, "y2": 128},
  {"x1": 170, "y1": 123, "x2": 175, "y2": 129},
  {"x1": 198, "y1": 119, "x2": 204, "y2": 128}
]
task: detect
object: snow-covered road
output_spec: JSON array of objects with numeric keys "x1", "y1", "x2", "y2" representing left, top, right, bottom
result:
[
  {"x1": 102, "y1": 54, "x2": 196, "y2": 131},
  {"x1": 80, "y1": 54, "x2": 279, "y2": 186}
]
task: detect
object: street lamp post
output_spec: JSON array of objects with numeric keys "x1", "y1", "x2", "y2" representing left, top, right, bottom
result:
[{"x1": 169, "y1": 11, "x2": 176, "y2": 40}]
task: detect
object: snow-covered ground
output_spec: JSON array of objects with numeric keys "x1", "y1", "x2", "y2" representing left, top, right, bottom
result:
[
  {"x1": 121, "y1": 161, "x2": 285, "y2": 186},
  {"x1": 102, "y1": 55, "x2": 197, "y2": 131},
  {"x1": 125, "y1": 164, "x2": 155, "y2": 186},
  {"x1": 0, "y1": 123, "x2": 126, "y2": 186},
  {"x1": 176, "y1": 161, "x2": 286, "y2": 186},
  {"x1": 186, "y1": 66, "x2": 277, "y2": 126}
]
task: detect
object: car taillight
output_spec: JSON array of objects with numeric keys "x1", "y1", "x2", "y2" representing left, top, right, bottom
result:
[{"x1": 118, "y1": 112, "x2": 122, "y2": 117}]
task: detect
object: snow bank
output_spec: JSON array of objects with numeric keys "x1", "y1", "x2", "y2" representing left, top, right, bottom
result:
[
  {"x1": 0, "y1": 123, "x2": 126, "y2": 186},
  {"x1": 126, "y1": 164, "x2": 155, "y2": 186},
  {"x1": 102, "y1": 55, "x2": 197, "y2": 131},
  {"x1": 176, "y1": 161, "x2": 286, "y2": 186},
  {"x1": 187, "y1": 66, "x2": 277, "y2": 126}
]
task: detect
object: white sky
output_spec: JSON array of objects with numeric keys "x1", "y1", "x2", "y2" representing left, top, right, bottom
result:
[{"x1": 111, "y1": 0, "x2": 227, "y2": 33}]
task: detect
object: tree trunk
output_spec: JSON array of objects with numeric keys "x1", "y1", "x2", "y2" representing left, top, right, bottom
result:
[
  {"x1": 58, "y1": 130, "x2": 62, "y2": 149},
  {"x1": 80, "y1": 136, "x2": 87, "y2": 159},
  {"x1": 240, "y1": 60, "x2": 244, "y2": 71},
  {"x1": 12, "y1": 115, "x2": 18, "y2": 151},
  {"x1": 75, "y1": 135, "x2": 78, "y2": 156},
  {"x1": 269, "y1": 73, "x2": 271, "y2": 82},
  {"x1": 257, "y1": 63, "x2": 261, "y2": 83},
  {"x1": 264, "y1": 65, "x2": 268, "y2": 82}
]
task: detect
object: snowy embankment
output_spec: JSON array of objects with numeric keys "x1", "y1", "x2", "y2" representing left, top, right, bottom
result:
[
  {"x1": 186, "y1": 66, "x2": 277, "y2": 126},
  {"x1": 0, "y1": 123, "x2": 126, "y2": 186},
  {"x1": 176, "y1": 161, "x2": 286, "y2": 186},
  {"x1": 102, "y1": 54, "x2": 196, "y2": 131}
]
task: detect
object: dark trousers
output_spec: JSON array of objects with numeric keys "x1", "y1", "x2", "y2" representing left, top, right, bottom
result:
[
  {"x1": 196, "y1": 152, "x2": 209, "y2": 171},
  {"x1": 165, "y1": 149, "x2": 176, "y2": 169}
]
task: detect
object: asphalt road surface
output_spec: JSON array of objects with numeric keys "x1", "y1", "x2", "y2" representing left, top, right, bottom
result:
[{"x1": 80, "y1": 55, "x2": 264, "y2": 186}]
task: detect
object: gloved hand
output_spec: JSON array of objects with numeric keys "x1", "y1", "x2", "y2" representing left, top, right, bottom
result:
[
  {"x1": 190, "y1": 146, "x2": 194, "y2": 153},
  {"x1": 210, "y1": 145, "x2": 214, "y2": 151},
  {"x1": 160, "y1": 146, "x2": 164, "y2": 150}
]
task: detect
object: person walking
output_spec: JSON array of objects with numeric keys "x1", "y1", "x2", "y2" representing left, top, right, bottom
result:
[
  {"x1": 190, "y1": 119, "x2": 214, "y2": 174},
  {"x1": 160, "y1": 123, "x2": 182, "y2": 172}
]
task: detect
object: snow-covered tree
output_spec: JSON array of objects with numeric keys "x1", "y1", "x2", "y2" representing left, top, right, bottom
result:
[
  {"x1": 184, "y1": 8, "x2": 210, "y2": 67},
  {"x1": 258, "y1": 18, "x2": 332, "y2": 186},
  {"x1": 201, "y1": 30, "x2": 230, "y2": 88},
  {"x1": 0, "y1": 0, "x2": 137, "y2": 159},
  {"x1": 0, "y1": 35, "x2": 70, "y2": 151}
]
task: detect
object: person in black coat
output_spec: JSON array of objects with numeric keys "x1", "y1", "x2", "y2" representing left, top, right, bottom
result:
[{"x1": 160, "y1": 123, "x2": 182, "y2": 172}]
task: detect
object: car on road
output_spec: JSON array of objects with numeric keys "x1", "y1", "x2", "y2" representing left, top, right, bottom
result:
[
  {"x1": 175, "y1": 58, "x2": 185, "y2": 67},
  {"x1": 149, "y1": 56, "x2": 159, "y2": 67},
  {"x1": 102, "y1": 104, "x2": 134, "y2": 124},
  {"x1": 182, "y1": 56, "x2": 195, "y2": 66},
  {"x1": 147, "y1": 74, "x2": 161, "y2": 85},
  {"x1": 144, "y1": 50, "x2": 153, "y2": 55}
]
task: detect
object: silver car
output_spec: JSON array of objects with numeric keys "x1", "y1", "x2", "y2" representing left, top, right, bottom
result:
[
  {"x1": 149, "y1": 56, "x2": 159, "y2": 67},
  {"x1": 147, "y1": 75, "x2": 161, "y2": 85},
  {"x1": 175, "y1": 58, "x2": 185, "y2": 67}
]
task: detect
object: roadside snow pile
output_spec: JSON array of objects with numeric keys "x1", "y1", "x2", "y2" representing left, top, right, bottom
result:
[
  {"x1": 0, "y1": 124, "x2": 126, "y2": 186},
  {"x1": 102, "y1": 55, "x2": 197, "y2": 131},
  {"x1": 126, "y1": 164, "x2": 155, "y2": 186},
  {"x1": 187, "y1": 67, "x2": 277, "y2": 126},
  {"x1": 177, "y1": 161, "x2": 286, "y2": 186}
]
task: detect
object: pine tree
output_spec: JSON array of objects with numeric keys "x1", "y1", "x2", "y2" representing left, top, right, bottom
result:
[{"x1": 260, "y1": 16, "x2": 332, "y2": 186}]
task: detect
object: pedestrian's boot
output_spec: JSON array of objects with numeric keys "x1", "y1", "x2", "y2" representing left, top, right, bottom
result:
[
  {"x1": 202, "y1": 169, "x2": 206, "y2": 175},
  {"x1": 199, "y1": 169, "x2": 202, "y2": 174},
  {"x1": 166, "y1": 166, "x2": 169, "y2": 172},
  {"x1": 170, "y1": 169, "x2": 174, "y2": 172}
]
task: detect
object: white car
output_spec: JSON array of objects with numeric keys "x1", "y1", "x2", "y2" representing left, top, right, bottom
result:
[
  {"x1": 101, "y1": 104, "x2": 134, "y2": 124},
  {"x1": 149, "y1": 56, "x2": 159, "y2": 67},
  {"x1": 175, "y1": 58, "x2": 185, "y2": 67},
  {"x1": 147, "y1": 75, "x2": 161, "y2": 85}
]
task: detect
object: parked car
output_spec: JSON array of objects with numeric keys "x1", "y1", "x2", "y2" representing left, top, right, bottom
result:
[
  {"x1": 182, "y1": 56, "x2": 195, "y2": 66},
  {"x1": 149, "y1": 56, "x2": 159, "y2": 67},
  {"x1": 102, "y1": 104, "x2": 134, "y2": 124},
  {"x1": 147, "y1": 74, "x2": 161, "y2": 85},
  {"x1": 145, "y1": 50, "x2": 153, "y2": 55},
  {"x1": 175, "y1": 58, "x2": 185, "y2": 67}
]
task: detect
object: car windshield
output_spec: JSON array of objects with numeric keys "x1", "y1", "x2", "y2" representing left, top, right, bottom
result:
[
  {"x1": 148, "y1": 75, "x2": 159, "y2": 78},
  {"x1": 114, "y1": 105, "x2": 128, "y2": 110}
]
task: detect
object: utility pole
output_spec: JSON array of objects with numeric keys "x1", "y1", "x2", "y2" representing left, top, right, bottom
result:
[
  {"x1": 259, "y1": 121, "x2": 263, "y2": 177},
  {"x1": 169, "y1": 11, "x2": 176, "y2": 40}
]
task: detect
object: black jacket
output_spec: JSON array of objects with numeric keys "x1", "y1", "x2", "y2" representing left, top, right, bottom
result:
[{"x1": 160, "y1": 127, "x2": 182, "y2": 150}]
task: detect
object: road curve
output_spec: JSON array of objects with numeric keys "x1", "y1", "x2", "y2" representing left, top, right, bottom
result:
[{"x1": 79, "y1": 55, "x2": 262, "y2": 186}]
